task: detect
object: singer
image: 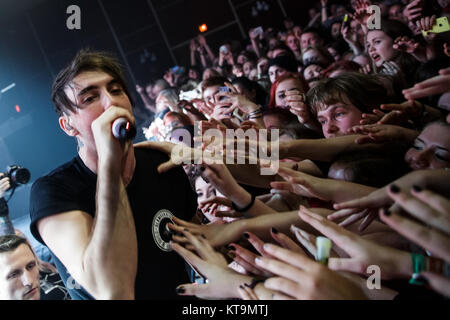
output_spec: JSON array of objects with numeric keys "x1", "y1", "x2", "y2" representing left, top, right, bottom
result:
[{"x1": 29, "y1": 50, "x2": 198, "y2": 300}]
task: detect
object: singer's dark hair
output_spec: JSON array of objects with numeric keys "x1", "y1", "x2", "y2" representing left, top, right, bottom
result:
[
  {"x1": 0, "y1": 234, "x2": 33, "y2": 254},
  {"x1": 51, "y1": 49, "x2": 134, "y2": 116}
]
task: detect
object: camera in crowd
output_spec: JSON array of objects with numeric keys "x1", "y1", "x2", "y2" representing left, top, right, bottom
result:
[{"x1": 2, "y1": 165, "x2": 30, "y2": 190}]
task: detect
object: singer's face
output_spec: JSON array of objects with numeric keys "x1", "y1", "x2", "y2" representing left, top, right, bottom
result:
[
  {"x1": 63, "y1": 71, "x2": 133, "y2": 147},
  {"x1": 0, "y1": 244, "x2": 40, "y2": 300}
]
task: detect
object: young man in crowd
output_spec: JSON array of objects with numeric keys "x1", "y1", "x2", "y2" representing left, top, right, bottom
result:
[{"x1": 0, "y1": 234, "x2": 41, "y2": 300}]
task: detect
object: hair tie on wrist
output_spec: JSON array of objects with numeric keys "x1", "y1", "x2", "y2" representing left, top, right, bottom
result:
[{"x1": 232, "y1": 194, "x2": 256, "y2": 212}]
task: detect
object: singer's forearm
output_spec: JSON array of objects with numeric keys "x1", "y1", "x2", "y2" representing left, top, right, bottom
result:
[{"x1": 82, "y1": 160, "x2": 138, "y2": 299}]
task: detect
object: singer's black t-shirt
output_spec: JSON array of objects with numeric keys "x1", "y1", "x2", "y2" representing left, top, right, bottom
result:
[{"x1": 29, "y1": 148, "x2": 197, "y2": 300}]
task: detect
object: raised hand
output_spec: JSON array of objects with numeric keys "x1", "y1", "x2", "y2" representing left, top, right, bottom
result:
[
  {"x1": 248, "y1": 28, "x2": 259, "y2": 41},
  {"x1": 214, "y1": 82, "x2": 260, "y2": 115},
  {"x1": 134, "y1": 141, "x2": 202, "y2": 173},
  {"x1": 285, "y1": 90, "x2": 310, "y2": 124},
  {"x1": 418, "y1": 15, "x2": 437, "y2": 41},
  {"x1": 298, "y1": 206, "x2": 413, "y2": 279},
  {"x1": 332, "y1": 169, "x2": 450, "y2": 220},
  {"x1": 178, "y1": 100, "x2": 207, "y2": 121},
  {"x1": 190, "y1": 39, "x2": 198, "y2": 52},
  {"x1": 270, "y1": 165, "x2": 332, "y2": 201},
  {"x1": 255, "y1": 242, "x2": 368, "y2": 299},
  {"x1": 359, "y1": 109, "x2": 385, "y2": 125},
  {"x1": 341, "y1": 19, "x2": 357, "y2": 44},
  {"x1": 0, "y1": 174, "x2": 11, "y2": 198},
  {"x1": 171, "y1": 231, "x2": 253, "y2": 299},
  {"x1": 192, "y1": 99, "x2": 214, "y2": 116},
  {"x1": 227, "y1": 232, "x2": 275, "y2": 278},
  {"x1": 380, "y1": 187, "x2": 450, "y2": 298},
  {"x1": 352, "y1": 0, "x2": 372, "y2": 25},
  {"x1": 403, "y1": 67, "x2": 450, "y2": 100},
  {"x1": 377, "y1": 100, "x2": 424, "y2": 125},
  {"x1": 349, "y1": 123, "x2": 419, "y2": 145},
  {"x1": 393, "y1": 36, "x2": 420, "y2": 54},
  {"x1": 136, "y1": 84, "x2": 144, "y2": 94},
  {"x1": 197, "y1": 34, "x2": 207, "y2": 47},
  {"x1": 359, "y1": 64, "x2": 372, "y2": 75},
  {"x1": 404, "y1": 0, "x2": 424, "y2": 22},
  {"x1": 163, "y1": 70, "x2": 175, "y2": 86},
  {"x1": 168, "y1": 215, "x2": 246, "y2": 249},
  {"x1": 380, "y1": 187, "x2": 450, "y2": 262}
]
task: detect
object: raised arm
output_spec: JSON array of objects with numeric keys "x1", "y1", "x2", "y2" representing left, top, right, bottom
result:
[
  {"x1": 198, "y1": 34, "x2": 216, "y2": 64},
  {"x1": 201, "y1": 163, "x2": 277, "y2": 218},
  {"x1": 136, "y1": 85, "x2": 156, "y2": 113},
  {"x1": 321, "y1": 0, "x2": 328, "y2": 24},
  {"x1": 280, "y1": 135, "x2": 384, "y2": 162}
]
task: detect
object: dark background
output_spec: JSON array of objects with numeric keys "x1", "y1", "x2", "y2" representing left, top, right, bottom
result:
[{"x1": 0, "y1": 0, "x2": 319, "y2": 236}]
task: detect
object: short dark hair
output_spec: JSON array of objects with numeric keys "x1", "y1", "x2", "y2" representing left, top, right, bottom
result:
[
  {"x1": 329, "y1": 150, "x2": 410, "y2": 188},
  {"x1": 268, "y1": 54, "x2": 298, "y2": 73},
  {"x1": 201, "y1": 76, "x2": 228, "y2": 93},
  {"x1": 306, "y1": 72, "x2": 387, "y2": 116},
  {"x1": 301, "y1": 26, "x2": 322, "y2": 38},
  {"x1": 51, "y1": 49, "x2": 134, "y2": 116},
  {"x1": 0, "y1": 235, "x2": 32, "y2": 254},
  {"x1": 231, "y1": 77, "x2": 268, "y2": 106}
]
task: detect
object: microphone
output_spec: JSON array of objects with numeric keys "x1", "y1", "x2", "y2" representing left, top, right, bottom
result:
[{"x1": 112, "y1": 118, "x2": 136, "y2": 141}]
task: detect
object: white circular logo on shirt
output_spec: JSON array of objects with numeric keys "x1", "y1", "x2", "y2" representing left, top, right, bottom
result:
[{"x1": 152, "y1": 209, "x2": 174, "y2": 252}]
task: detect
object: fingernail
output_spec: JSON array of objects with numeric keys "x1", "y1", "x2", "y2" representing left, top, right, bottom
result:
[
  {"x1": 271, "y1": 227, "x2": 279, "y2": 234},
  {"x1": 381, "y1": 208, "x2": 391, "y2": 216},
  {"x1": 412, "y1": 185, "x2": 422, "y2": 192},
  {"x1": 227, "y1": 244, "x2": 236, "y2": 250},
  {"x1": 389, "y1": 184, "x2": 400, "y2": 194},
  {"x1": 255, "y1": 257, "x2": 262, "y2": 264},
  {"x1": 176, "y1": 286, "x2": 185, "y2": 294},
  {"x1": 243, "y1": 232, "x2": 250, "y2": 239}
]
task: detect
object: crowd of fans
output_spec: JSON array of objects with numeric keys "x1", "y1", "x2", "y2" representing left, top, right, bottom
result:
[
  {"x1": 1, "y1": 0, "x2": 450, "y2": 300},
  {"x1": 131, "y1": 0, "x2": 450, "y2": 300}
]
